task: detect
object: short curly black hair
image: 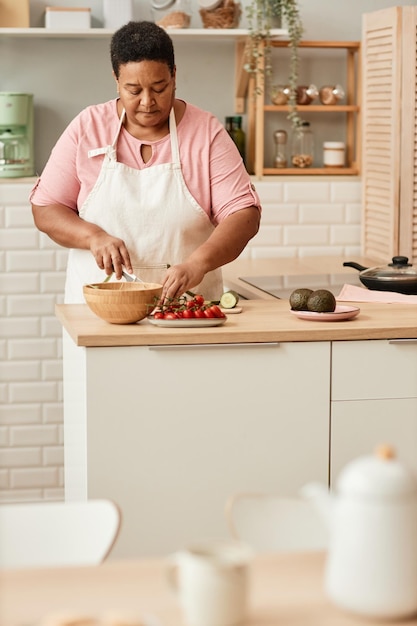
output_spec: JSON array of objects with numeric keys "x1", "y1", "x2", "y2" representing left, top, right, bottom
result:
[{"x1": 110, "y1": 21, "x2": 175, "y2": 78}]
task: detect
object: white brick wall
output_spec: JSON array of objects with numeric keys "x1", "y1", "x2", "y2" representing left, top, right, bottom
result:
[
  {"x1": 0, "y1": 177, "x2": 362, "y2": 502},
  {"x1": 0, "y1": 182, "x2": 65, "y2": 502}
]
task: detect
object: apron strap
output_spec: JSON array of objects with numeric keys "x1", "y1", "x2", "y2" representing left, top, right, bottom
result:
[
  {"x1": 112, "y1": 109, "x2": 126, "y2": 148},
  {"x1": 88, "y1": 106, "x2": 125, "y2": 159},
  {"x1": 169, "y1": 107, "x2": 180, "y2": 166}
]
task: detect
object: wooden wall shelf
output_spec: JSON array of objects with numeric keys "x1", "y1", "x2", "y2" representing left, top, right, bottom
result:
[{"x1": 248, "y1": 39, "x2": 361, "y2": 177}]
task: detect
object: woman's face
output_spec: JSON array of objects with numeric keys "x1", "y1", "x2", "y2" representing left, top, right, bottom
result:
[{"x1": 115, "y1": 60, "x2": 176, "y2": 131}]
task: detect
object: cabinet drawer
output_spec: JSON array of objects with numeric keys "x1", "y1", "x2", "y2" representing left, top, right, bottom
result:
[
  {"x1": 332, "y1": 340, "x2": 417, "y2": 400},
  {"x1": 331, "y1": 398, "x2": 417, "y2": 484}
]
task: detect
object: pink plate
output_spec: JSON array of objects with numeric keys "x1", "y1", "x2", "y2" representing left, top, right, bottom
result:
[{"x1": 290, "y1": 305, "x2": 360, "y2": 322}]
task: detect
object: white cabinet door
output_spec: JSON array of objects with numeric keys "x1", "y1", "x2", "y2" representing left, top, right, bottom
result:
[
  {"x1": 331, "y1": 339, "x2": 417, "y2": 484},
  {"x1": 64, "y1": 337, "x2": 330, "y2": 558}
]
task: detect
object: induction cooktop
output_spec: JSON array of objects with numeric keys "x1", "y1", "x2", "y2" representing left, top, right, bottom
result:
[{"x1": 239, "y1": 272, "x2": 362, "y2": 299}]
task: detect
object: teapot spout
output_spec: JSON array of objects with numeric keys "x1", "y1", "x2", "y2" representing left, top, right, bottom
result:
[{"x1": 300, "y1": 482, "x2": 334, "y2": 529}]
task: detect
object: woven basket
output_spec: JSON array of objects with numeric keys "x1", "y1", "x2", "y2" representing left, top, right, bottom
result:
[
  {"x1": 83, "y1": 282, "x2": 162, "y2": 325},
  {"x1": 200, "y1": 1, "x2": 241, "y2": 28}
]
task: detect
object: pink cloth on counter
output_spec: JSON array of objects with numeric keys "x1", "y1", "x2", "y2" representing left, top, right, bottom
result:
[
  {"x1": 337, "y1": 283, "x2": 417, "y2": 304},
  {"x1": 30, "y1": 98, "x2": 261, "y2": 224}
]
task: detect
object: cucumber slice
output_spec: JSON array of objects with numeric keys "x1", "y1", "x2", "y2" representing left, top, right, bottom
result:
[{"x1": 220, "y1": 290, "x2": 240, "y2": 309}]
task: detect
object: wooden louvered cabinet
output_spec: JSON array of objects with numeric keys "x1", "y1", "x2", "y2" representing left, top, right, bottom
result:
[{"x1": 362, "y1": 6, "x2": 417, "y2": 264}]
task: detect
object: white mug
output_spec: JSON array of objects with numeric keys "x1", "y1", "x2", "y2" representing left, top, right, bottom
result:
[{"x1": 167, "y1": 540, "x2": 252, "y2": 626}]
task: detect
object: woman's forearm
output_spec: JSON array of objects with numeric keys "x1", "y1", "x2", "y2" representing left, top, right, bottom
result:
[
  {"x1": 187, "y1": 206, "x2": 260, "y2": 272},
  {"x1": 32, "y1": 203, "x2": 134, "y2": 278},
  {"x1": 32, "y1": 203, "x2": 104, "y2": 250}
]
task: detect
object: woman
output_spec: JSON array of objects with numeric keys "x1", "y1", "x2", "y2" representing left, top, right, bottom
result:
[{"x1": 31, "y1": 21, "x2": 261, "y2": 304}]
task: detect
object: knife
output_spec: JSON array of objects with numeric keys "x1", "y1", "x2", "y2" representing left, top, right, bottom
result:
[{"x1": 122, "y1": 270, "x2": 143, "y2": 283}]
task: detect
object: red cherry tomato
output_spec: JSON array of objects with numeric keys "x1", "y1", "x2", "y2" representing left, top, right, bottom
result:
[
  {"x1": 194, "y1": 308, "x2": 206, "y2": 319},
  {"x1": 164, "y1": 312, "x2": 179, "y2": 320},
  {"x1": 193, "y1": 294, "x2": 205, "y2": 307},
  {"x1": 182, "y1": 309, "x2": 195, "y2": 319},
  {"x1": 154, "y1": 311, "x2": 165, "y2": 319},
  {"x1": 207, "y1": 304, "x2": 225, "y2": 318},
  {"x1": 203, "y1": 308, "x2": 216, "y2": 318}
]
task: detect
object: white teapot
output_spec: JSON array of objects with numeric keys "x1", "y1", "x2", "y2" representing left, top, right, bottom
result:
[{"x1": 302, "y1": 445, "x2": 417, "y2": 619}]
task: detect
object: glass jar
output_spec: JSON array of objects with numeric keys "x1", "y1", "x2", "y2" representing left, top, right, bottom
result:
[
  {"x1": 199, "y1": 0, "x2": 241, "y2": 28},
  {"x1": 291, "y1": 122, "x2": 314, "y2": 168},
  {"x1": 131, "y1": 263, "x2": 169, "y2": 285},
  {"x1": 273, "y1": 129, "x2": 287, "y2": 168},
  {"x1": 270, "y1": 84, "x2": 290, "y2": 105},
  {"x1": 295, "y1": 84, "x2": 318, "y2": 105},
  {"x1": 151, "y1": 0, "x2": 191, "y2": 29},
  {"x1": 319, "y1": 84, "x2": 345, "y2": 105}
]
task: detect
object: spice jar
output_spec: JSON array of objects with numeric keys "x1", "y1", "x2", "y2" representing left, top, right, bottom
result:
[
  {"x1": 270, "y1": 85, "x2": 290, "y2": 105},
  {"x1": 291, "y1": 121, "x2": 314, "y2": 168},
  {"x1": 273, "y1": 129, "x2": 287, "y2": 168},
  {"x1": 199, "y1": 0, "x2": 241, "y2": 28},
  {"x1": 151, "y1": 0, "x2": 191, "y2": 29},
  {"x1": 296, "y1": 84, "x2": 318, "y2": 105},
  {"x1": 319, "y1": 84, "x2": 345, "y2": 105},
  {"x1": 323, "y1": 141, "x2": 345, "y2": 167}
]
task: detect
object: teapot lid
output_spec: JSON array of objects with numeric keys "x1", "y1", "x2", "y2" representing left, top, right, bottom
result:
[{"x1": 337, "y1": 445, "x2": 417, "y2": 499}]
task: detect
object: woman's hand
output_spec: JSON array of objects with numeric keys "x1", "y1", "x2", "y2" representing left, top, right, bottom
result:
[
  {"x1": 88, "y1": 231, "x2": 133, "y2": 279},
  {"x1": 32, "y1": 203, "x2": 133, "y2": 279},
  {"x1": 161, "y1": 263, "x2": 205, "y2": 301}
]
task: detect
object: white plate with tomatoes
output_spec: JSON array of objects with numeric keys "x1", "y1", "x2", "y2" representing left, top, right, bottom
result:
[
  {"x1": 147, "y1": 316, "x2": 227, "y2": 328},
  {"x1": 147, "y1": 300, "x2": 227, "y2": 327}
]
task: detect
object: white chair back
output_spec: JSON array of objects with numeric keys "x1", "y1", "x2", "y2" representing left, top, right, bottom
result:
[
  {"x1": 0, "y1": 499, "x2": 121, "y2": 569},
  {"x1": 225, "y1": 492, "x2": 328, "y2": 553}
]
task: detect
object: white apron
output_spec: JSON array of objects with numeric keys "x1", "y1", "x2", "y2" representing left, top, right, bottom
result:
[{"x1": 65, "y1": 107, "x2": 223, "y2": 303}]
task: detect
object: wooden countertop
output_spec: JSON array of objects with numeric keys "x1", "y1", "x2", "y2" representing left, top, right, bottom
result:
[
  {"x1": 55, "y1": 256, "x2": 417, "y2": 347},
  {"x1": 2, "y1": 553, "x2": 417, "y2": 626},
  {"x1": 56, "y1": 300, "x2": 417, "y2": 348}
]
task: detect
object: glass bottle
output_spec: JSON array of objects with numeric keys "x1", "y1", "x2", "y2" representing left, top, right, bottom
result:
[
  {"x1": 291, "y1": 121, "x2": 314, "y2": 168},
  {"x1": 227, "y1": 116, "x2": 246, "y2": 162},
  {"x1": 273, "y1": 129, "x2": 287, "y2": 168},
  {"x1": 225, "y1": 116, "x2": 233, "y2": 133}
]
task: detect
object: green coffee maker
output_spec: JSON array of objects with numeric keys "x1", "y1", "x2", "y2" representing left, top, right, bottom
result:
[{"x1": 0, "y1": 92, "x2": 34, "y2": 178}]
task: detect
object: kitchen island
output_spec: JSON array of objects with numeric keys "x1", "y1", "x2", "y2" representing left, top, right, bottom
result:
[{"x1": 56, "y1": 256, "x2": 417, "y2": 559}]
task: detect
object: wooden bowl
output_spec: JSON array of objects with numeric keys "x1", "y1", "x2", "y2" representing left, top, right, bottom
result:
[{"x1": 83, "y1": 282, "x2": 163, "y2": 324}]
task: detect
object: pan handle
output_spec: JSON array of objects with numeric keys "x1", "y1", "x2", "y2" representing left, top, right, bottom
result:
[{"x1": 343, "y1": 261, "x2": 368, "y2": 272}]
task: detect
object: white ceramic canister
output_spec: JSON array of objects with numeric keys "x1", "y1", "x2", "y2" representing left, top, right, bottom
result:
[
  {"x1": 323, "y1": 141, "x2": 345, "y2": 167},
  {"x1": 103, "y1": 0, "x2": 133, "y2": 29}
]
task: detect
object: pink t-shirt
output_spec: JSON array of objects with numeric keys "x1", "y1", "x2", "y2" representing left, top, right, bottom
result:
[{"x1": 30, "y1": 99, "x2": 261, "y2": 225}]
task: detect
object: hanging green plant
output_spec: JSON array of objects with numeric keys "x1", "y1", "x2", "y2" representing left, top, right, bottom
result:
[{"x1": 245, "y1": 0, "x2": 304, "y2": 130}]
